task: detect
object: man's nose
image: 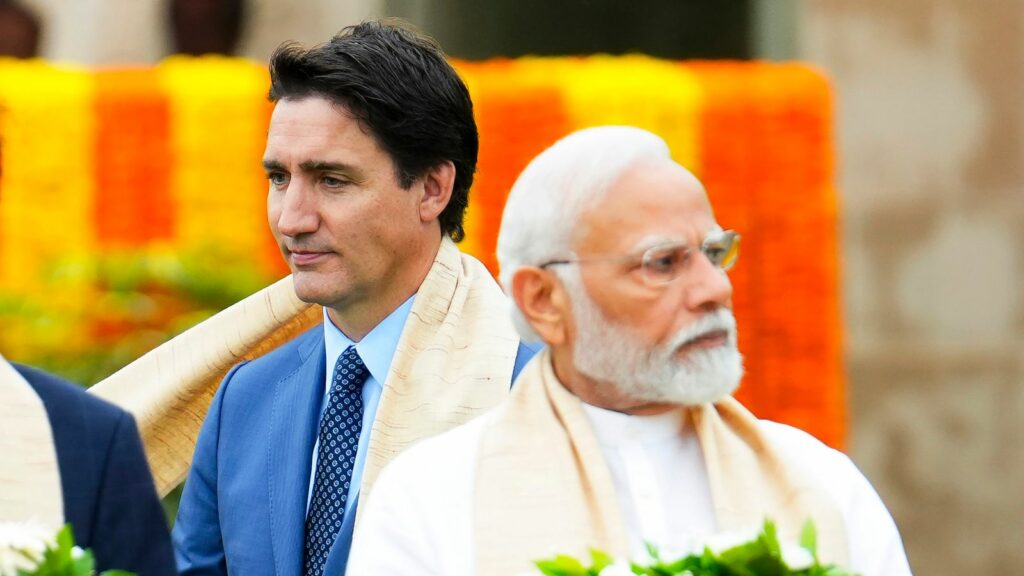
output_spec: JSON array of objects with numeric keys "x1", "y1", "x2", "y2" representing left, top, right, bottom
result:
[
  {"x1": 274, "y1": 182, "x2": 319, "y2": 237},
  {"x1": 683, "y1": 253, "x2": 734, "y2": 312}
]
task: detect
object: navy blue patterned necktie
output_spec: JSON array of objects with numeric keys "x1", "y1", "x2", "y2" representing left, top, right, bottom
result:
[{"x1": 303, "y1": 346, "x2": 368, "y2": 576}]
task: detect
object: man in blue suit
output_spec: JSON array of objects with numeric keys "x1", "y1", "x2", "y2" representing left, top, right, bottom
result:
[
  {"x1": 10, "y1": 363, "x2": 176, "y2": 576},
  {"x1": 172, "y1": 21, "x2": 538, "y2": 576}
]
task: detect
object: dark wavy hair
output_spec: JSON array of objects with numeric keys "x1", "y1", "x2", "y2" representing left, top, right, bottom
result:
[{"x1": 268, "y1": 20, "x2": 478, "y2": 242}]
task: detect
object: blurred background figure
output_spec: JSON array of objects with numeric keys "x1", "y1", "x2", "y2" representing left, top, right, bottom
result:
[
  {"x1": 14, "y1": 0, "x2": 251, "y2": 63},
  {"x1": 170, "y1": 0, "x2": 244, "y2": 56},
  {"x1": 0, "y1": 0, "x2": 40, "y2": 57}
]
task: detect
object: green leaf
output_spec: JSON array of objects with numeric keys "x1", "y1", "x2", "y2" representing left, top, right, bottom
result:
[
  {"x1": 11, "y1": 524, "x2": 139, "y2": 576},
  {"x1": 55, "y1": 526, "x2": 73, "y2": 551},
  {"x1": 589, "y1": 549, "x2": 615, "y2": 573},
  {"x1": 760, "y1": 520, "x2": 782, "y2": 557},
  {"x1": 532, "y1": 518, "x2": 864, "y2": 576},
  {"x1": 799, "y1": 519, "x2": 819, "y2": 561},
  {"x1": 535, "y1": 554, "x2": 590, "y2": 576},
  {"x1": 70, "y1": 550, "x2": 97, "y2": 576}
]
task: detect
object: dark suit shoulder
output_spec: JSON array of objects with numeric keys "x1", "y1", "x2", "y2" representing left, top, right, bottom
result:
[
  {"x1": 14, "y1": 363, "x2": 125, "y2": 437},
  {"x1": 11, "y1": 363, "x2": 176, "y2": 575},
  {"x1": 12, "y1": 363, "x2": 123, "y2": 529}
]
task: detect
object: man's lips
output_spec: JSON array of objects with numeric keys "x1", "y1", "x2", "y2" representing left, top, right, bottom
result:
[
  {"x1": 676, "y1": 329, "x2": 730, "y2": 355},
  {"x1": 288, "y1": 250, "x2": 330, "y2": 266}
]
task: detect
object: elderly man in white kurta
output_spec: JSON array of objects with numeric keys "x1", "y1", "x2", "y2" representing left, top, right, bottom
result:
[{"x1": 346, "y1": 126, "x2": 913, "y2": 576}]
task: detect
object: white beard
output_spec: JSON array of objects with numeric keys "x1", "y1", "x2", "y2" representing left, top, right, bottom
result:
[{"x1": 564, "y1": 272, "x2": 744, "y2": 406}]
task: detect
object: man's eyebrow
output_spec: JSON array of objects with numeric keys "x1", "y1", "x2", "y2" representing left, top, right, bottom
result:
[
  {"x1": 629, "y1": 235, "x2": 683, "y2": 253},
  {"x1": 262, "y1": 159, "x2": 285, "y2": 172},
  {"x1": 628, "y1": 227, "x2": 726, "y2": 253},
  {"x1": 260, "y1": 160, "x2": 359, "y2": 173},
  {"x1": 299, "y1": 160, "x2": 357, "y2": 173}
]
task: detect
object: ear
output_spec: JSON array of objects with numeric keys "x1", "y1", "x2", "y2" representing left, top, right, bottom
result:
[
  {"x1": 418, "y1": 160, "x2": 456, "y2": 224},
  {"x1": 511, "y1": 266, "x2": 571, "y2": 347}
]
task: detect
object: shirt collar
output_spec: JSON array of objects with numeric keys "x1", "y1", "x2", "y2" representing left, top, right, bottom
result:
[
  {"x1": 323, "y1": 295, "x2": 416, "y2": 387},
  {"x1": 581, "y1": 402, "x2": 691, "y2": 448}
]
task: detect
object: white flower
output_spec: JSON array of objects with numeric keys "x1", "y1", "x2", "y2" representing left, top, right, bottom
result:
[
  {"x1": 781, "y1": 543, "x2": 815, "y2": 570},
  {"x1": 0, "y1": 521, "x2": 54, "y2": 576}
]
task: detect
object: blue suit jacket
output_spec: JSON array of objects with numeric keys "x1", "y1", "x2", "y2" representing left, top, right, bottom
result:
[
  {"x1": 173, "y1": 325, "x2": 538, "y2": 576},
  {"x1": 13, "y1": 364, "x2": 176, "y2": 576}
]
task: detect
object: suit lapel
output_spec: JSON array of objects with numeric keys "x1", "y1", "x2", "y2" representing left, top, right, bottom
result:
[{"x1": 267, "y1": 329, "x2": 325, "y2": 576}]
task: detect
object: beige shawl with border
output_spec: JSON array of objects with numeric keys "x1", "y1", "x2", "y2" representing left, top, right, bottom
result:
[
  {"x1": 358, "y1": 238, "x2": 522, "y2": 511},
  {"x1": 90, "y1": 238, "x2": 521, "y2": 501},
  {"x1": 0, "y1": 355, "x2": 63, "y2": 530},
  {"x1": 474, "y1": 350, "x2": 849, "y2": 575},
  {"x1": 89, "y1": 274, "x2": 321, "y2": 495}
]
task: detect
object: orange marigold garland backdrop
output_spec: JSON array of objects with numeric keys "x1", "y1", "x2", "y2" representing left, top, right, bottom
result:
[
  {"x1": 690, "y1": 62, "x2": 845, "y2": 448},
  {"x1": 455, "y1": 60, "x2": 573, "y2": 273},
  {"x1": 94, "y1": 68, "x2": 174, "y2": 246},
  {"x1": 0, "y1": 56, "x2": 845, "y2": 449},
  {"x1": 158, "y1": 56, "x2": 279, "y2": 273}
]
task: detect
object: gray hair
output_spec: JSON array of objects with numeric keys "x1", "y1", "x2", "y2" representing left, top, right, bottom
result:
[{"x1": 496, "y1": 126, "x2": 672, "y2": 341}]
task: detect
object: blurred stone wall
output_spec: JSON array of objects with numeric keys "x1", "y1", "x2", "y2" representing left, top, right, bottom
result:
[
  {"x1": 799, "y1": 1, "x2": 1024, "y2": 573},
  {"x1": 20, "y1": 0, "x2": 382, "y2": 64}
]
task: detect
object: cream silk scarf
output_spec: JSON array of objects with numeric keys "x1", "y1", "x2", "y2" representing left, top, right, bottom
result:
[
  {"x1": 474, "y1": 350, "x2": 849, "y2": 575},
  {"x1": 90, "y1": 238, "x2": 520, "y2": 499},
  {"x1": 0, "y1": 355, "x2": 63, "y2": 530}
]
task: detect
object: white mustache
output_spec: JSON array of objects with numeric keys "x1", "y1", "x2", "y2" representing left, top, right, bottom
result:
[{"x1": 665, "y1": 309, "x2": 737, "y2": 352}]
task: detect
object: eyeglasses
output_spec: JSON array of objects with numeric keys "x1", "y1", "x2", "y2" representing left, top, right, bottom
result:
[{"x1": 539, "y1": 229, "x2": 740, "y2": 287}]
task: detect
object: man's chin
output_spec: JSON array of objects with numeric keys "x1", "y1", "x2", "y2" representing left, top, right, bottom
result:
[
  {"x1": 290, "y1": 276, "x2": 339, "y2": 307},
  {"x1": 293, "y1": 292, "x2": 325, "y2": 306},
  {"x1": 652, "y1": 352, "x2": 744, "y2": 406}
]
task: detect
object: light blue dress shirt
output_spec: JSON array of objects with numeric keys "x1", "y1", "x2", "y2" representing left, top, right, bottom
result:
[{"x1": 306, "y1": 296, "x2": 416, "y2": 516}]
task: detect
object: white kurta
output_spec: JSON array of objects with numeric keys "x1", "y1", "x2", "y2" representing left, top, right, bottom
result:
[
  {"x1": 347, "y1": 407, "x2": 913, "y2": 576},
  {"x1": 580, "y1": 404, "x2": 718, "y2": 556}
]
